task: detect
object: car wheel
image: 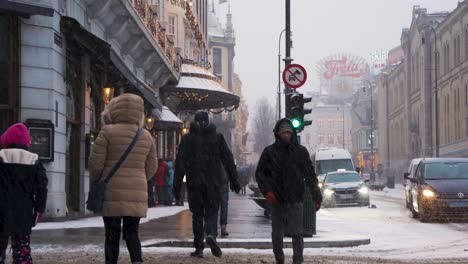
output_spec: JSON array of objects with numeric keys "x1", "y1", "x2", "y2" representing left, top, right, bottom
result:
[{"x1": 362, "y1": 199, "x2": 370, "y2": 207}]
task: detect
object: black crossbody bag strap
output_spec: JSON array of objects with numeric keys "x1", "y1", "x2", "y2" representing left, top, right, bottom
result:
[{"x1": 101, "y1": 127, "x2": 142, "y2": 184}]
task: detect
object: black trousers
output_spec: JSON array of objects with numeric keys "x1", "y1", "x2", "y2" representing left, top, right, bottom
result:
[
  {"x1": 271, "y1": 203, "x2": 304, "y2": 264},
  {"x1": 103, "y1": 217, "x2": 142, "y2": 264},
  {"x1": 188, "y1": 185, "x2": 220, "y2": 250}
]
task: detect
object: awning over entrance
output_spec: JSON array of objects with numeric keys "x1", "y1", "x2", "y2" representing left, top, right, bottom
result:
[
  {"x1": 0, "y1": 1, "x2": 54, "y2": 17},
  {"x1": 60, "y1": 16, "x2": 163, "y2": 110},
  {"x1": 161, "y1": 63, "x2": 239, "y2": 112},
  {"x1": 152, "y1": 106, "x2": 183, "y2": 130}
]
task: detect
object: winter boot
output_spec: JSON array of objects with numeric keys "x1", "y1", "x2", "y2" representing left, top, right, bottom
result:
[
  {"x1": 206, "y1": 235, "x2": 222, "y2": 257},
  {"x1": 190, "y1": 248, "x2": 203, "y2": 258},
  {"x1": 221, "y1": 225, "x2": 229, "y2": 237}
]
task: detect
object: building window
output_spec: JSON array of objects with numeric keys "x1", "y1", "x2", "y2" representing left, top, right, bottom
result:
[
  {"x1": 213, "y1": 48, "x2": 222, "y2": 80},
  {"x1": 168, "y1": 15, "x2": 176, "y2": 35},
  {"x1": 319, "y1": 133, "x2": 324, "y2": 144},
  {"x1": 338, "y1": 118, "x2": 344, "y2": 128},
  {"x1": 318, "y1": 119, "x2": 323, "y2": 128},
  {"x1": 328, "y1": 119, "x2": 333, "y2": 128},
  {"x1": 328, "y1": 133, "x2": 334, "y2": 144},
  {"x1": 338, "y1": 135, "x2": 343, "y2": 145},
  {"x1": 0, "y1": 15, "x2": 19, "y2": 133}
]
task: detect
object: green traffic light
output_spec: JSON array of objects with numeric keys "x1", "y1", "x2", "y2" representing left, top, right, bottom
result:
[{"x1": 291, "y1": 118, "x2": 301, "y2": 128}]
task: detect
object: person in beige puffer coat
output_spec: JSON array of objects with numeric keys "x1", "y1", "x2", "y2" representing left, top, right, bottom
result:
[{"x1": 89, "y1": 93, "x2": 157, "y2": 264}]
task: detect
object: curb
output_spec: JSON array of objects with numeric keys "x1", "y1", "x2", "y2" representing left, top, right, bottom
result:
[{"x1": 144, "y1": 238, "x2": 371, "y2": 249}]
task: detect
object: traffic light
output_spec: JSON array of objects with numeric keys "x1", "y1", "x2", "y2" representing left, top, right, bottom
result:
[{"x1": 286, "y1": 92, "x2": 313, "y2": 132}]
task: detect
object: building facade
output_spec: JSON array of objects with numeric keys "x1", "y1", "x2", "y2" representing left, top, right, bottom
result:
[
  {"x1": 0, "y1": 0, "x2": 222, "y2": 218},
  {"x1": 378, "y1": 2, "x2": 468, "y2": 182},
  {"x1": 302, "y1": 96, "x2": 352, "y2": 154}
]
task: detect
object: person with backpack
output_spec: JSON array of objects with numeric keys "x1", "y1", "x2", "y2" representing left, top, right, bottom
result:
[
  {"x1": 89, "y1": 93, "x2": 157, "y2": 264},
  {"x1": 0, "y1": 123, "x2": 48, "y2": 264},
  {"x1": 173, "y1": 111, "x2": 241, "y2": 258}
]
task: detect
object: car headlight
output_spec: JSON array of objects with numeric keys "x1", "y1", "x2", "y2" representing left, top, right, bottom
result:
[
  {"x1": 422, "y1": 189, "x2": 435, "y2": 198},
  {"x1": 318, "y1": 182, "x2": 323, "y2": 189},
  {"x1": 358, "y1": 186, "x2": 369, "y2": 194},
  {"x1": 323, "y1": 189, "x2": 334, "y2": 196}
]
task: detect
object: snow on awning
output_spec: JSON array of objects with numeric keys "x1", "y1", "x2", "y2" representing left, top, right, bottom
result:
[
  {"x1": 161, "y1": 63, "x2": 239, "y2": 112},
  {"x1": 152, "y1": 106, "x2": 183, "y2": 130}
]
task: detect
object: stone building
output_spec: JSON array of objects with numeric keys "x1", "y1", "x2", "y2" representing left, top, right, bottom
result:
[{"x1": 378, "y1": 2, "x2": 468, "y2": 181}]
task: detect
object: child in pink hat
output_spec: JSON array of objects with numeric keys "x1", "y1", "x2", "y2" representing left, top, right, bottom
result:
[{"x1": 0, "y1": 123, "x2": 48, "y2": 264}]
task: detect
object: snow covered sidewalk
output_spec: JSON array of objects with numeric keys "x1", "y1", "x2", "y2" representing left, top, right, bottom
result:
[{"x1": 35, "y1": 205, "x2": 189, "y2": 230}]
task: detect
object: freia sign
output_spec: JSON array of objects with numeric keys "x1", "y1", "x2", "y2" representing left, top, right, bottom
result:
[{"x1": 318, "y1": 54, "x2": 367, "y2": 80}]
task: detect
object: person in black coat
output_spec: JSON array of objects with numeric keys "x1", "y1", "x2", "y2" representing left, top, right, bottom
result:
[
  {"x1": 0, "y1": 123, "x2": 48, "y2": 264},
  {"x1": 256, "y1": 118, "x2": 322, "y2": 264},
  {"x1": 173, "y1": 112, "x2": 240, "y2": 258}
]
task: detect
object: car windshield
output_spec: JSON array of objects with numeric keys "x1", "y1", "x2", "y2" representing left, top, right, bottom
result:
[
  {"x1": 317, "y1": 159, "x2": 354, "y2": 174},
  {"x1": 325, "y1": 173, "x2": 361, "y2": 183},
  {"x1": 425, "y1": 162, "x2": 468, "y2": 179}
]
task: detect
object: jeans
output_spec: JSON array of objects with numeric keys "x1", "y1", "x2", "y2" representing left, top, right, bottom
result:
[
  {"x1": 188, "y1": 185, "x2": 220, "y2": 250},
  {"x1": 165, "y1": 185, "x2": 173, "y2": 205},
  {"x1": 219, "y1": 192, "x2": 229, "y2": 226},
  {"x1": 271, "y1": 203, "x2": 304, "y2": 264},
  {"x1": 103, "y1": 217, "x2": 142, "y2": 264}
]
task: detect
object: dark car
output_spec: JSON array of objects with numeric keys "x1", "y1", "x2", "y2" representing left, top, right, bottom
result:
[
  {"x1": 321, "y1": 170, "x2": 370, "y2": 208},
  {"x1": 403, "y1": 158, "x2": 423, "y2": 209},
  {"x1": 405, "y1": 158, "x2": 468, "y2": 222}
]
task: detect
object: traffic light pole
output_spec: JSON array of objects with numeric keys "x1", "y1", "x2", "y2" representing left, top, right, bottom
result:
[{"x1": 284, "y1": 0, "x2": 292, "y2": 94}]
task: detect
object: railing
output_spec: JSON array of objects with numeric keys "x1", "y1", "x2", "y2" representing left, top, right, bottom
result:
[{"x1": 130, "y1": 0, "x2": 180, "y2": 73}]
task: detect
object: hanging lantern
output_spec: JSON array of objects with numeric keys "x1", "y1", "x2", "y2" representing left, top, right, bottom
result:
[
  {"x1": 146, "y1": 116, "x2": 155, "y2": 130},
  {"x1": 182, "y1": 127, "x2": 189, "y2": 135},
  {"x1": 102, "y1": 87, "x2": 115, "y2": 106}
]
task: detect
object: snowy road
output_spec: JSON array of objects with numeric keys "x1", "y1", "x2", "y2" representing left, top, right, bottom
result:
[{"x1": 307, "y1": 187, "x2": 468, "y2": 261}]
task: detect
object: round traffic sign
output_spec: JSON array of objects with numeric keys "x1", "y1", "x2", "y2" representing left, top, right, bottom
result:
[{"x1": 282, "y1": 64, "x2": 307, "y2": 89}]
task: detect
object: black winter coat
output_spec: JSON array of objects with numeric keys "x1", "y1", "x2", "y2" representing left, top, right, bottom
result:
[
  {"x1": 0, "y1": 148, "x2": 48, "y2": 236},
  {"x1": 256, "y1": 119, "x2": 323, "y2": 204},
  {"x1": 174, "y1": 122, "x2": 239, "y2": 194}
]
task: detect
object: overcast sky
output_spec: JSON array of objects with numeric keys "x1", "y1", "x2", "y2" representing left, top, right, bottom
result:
[{"x1": 213, "y1": 0, "x2": 461, "y2": 126}]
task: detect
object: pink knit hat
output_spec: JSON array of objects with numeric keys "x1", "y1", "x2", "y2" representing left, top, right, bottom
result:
[{"x1": 0, "y1": 123, "x2": 31, "y2": 148}]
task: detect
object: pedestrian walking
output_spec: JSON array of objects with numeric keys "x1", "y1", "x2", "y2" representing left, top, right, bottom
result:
[
  {"x1": 89, "y1": 93, "x2": 157, "y2": 264},
  {"x1": 165, "y1": 160, "x2": 175, "y2": 206},
  {"x1": 256, "y1": 118, "x2": 323, "y2": 264},
  {"x1": 173, "y1": 111, "x2": 241, "y2": 258},
  {"x1": 0, "y1": 123, "x2": 48, "y2": 264},
  {"x1": 155, "y1": 159, "x2": 167, "y2": 205},
  {"x1": 218, "y1": 165, "x2": 230, "y2": 237}
]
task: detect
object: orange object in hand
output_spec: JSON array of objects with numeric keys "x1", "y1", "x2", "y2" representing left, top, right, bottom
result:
[{"x1": 265, "y1": 192, "x2": 277, "y2": 205}]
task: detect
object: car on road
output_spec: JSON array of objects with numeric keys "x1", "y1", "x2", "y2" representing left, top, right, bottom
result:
[
  {"x1": 312, "y1": 147, "x2": 355, "y2": 183},
  {"x1": 403, "y1": 158, "x2": 423, "y2": 209},
  {"x1": 405, "y1": 158, "x2": 468, "y2": 222},
  {"x1": 321, "y1": 170, "x2": 370, "y2": 208}
]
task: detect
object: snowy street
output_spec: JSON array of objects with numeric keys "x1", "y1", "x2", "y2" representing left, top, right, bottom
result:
[{"x1": 23, "y1": 187, "x2": 468, "y2": 263}]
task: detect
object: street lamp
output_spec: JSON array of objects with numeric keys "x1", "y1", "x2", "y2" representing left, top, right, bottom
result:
[
  {"x1": 361, "y1": 80, "x2": 376, "y2": 183},
  {"x1": 422, "y1": 25, "x2": 439, "y2": 157},
  {"x1": 278, "y1": 29, "x2": 286, "y2": 120}
]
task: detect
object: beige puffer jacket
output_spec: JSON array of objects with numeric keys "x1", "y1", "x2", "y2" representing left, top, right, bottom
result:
[{"x1": 89, "y1": 93, "x2": 157, "y2": 217}]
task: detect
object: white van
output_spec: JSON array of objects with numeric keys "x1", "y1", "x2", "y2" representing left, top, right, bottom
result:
[{"x1": 311, "y1": 148, "x2": 355, "y2": 181}]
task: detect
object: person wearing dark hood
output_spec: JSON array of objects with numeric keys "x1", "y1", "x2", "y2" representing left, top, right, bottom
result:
[
  {"x1": 174, "y1": 111, "x2": 241, "y2": 258},
  {"x1": 256, "y1": 118, "x2": 323, "y2": 264}
]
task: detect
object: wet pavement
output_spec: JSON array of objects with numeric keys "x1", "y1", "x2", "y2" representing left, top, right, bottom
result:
[{"x1": 32, "y1": 192, "x2": 272, "y2": 246}]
